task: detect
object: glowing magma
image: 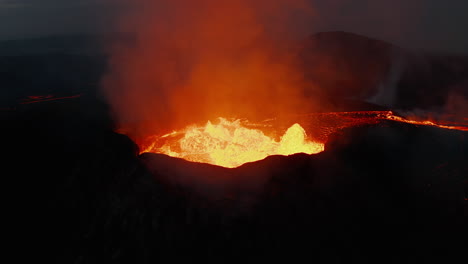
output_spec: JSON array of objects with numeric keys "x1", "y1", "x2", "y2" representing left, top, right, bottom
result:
[
  {"x1": 147, "y1": 118, "x2": 324, "y2": 168},
  {"x1": 140, "y1": 111, "x2": 468, "y2": 168}
]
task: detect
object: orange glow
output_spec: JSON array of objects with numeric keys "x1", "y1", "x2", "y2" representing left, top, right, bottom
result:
[
  {"x1": 102, "y1": 0, "x2": 316, "y2": 135},
  {"x1": 143, "y1": 118, "x2": 323, "y2": 168},
  {"x1": 138, "y1": 111, "x2": 467, "y2": 168},
  {"x1": 102, "y1": 1, "x2": 468, "y2": 170},
  {"x1": 383, "y1": 112, "x2": 468, "y2": 131}
]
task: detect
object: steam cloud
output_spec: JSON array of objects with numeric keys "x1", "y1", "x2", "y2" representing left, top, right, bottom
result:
[
  {"x1": 102, "y1": 0, "x2": 466, "y2": 135},
  {"x1": 102, "y1": 0, "x2": 315, "y2": 136}
]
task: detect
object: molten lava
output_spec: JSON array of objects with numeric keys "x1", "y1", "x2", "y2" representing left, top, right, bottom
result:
[
  {"x1": 143, "y1": 118, "x2": 324, "y2": 168},
  {"x1": 139, "y1": 111, "x2": 468, "y2": 168},
  {"x1": 383, "y1": 113, "x2": 468, "y2": 131}
]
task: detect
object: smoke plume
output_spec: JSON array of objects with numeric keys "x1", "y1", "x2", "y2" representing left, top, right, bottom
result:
[{"x1": 102, "y1": 0, "x2": 315, "y2": 136}]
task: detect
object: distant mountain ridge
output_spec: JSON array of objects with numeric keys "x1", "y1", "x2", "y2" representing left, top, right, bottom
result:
[
  {"x1": 1, "y1": 31, "x2": 467, "y2": 118},
  {"x1": 298, "y1": 31, "x2": 468, "y2": 118},
  {"x1": 298, "y1": 31, "x2": 402, "y2": 99}
]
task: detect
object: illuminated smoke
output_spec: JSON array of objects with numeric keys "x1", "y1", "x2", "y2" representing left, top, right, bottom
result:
[{"x1": 102, "y1": 0, "x2": 315, "y2": 135}]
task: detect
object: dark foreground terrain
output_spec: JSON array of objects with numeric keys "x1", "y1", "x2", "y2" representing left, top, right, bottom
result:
[
  {"x1": 3, "y1": 32, "x2": 467, "y2": 263},
  {"x1": 5, "y1": 99, "x2": 467, "y2": 263}
]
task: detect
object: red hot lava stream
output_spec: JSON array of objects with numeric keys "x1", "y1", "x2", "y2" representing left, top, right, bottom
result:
[{"x1": 139, "y1": 111, "x2": 468, "y2": 168}]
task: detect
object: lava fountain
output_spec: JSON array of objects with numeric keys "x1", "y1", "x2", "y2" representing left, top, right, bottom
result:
[
  {"x1": 138, "y1": 111, "x2": 468, "y2": 168},
  {"x1": 102, "y1": 0, "x2": 468, "y2": 169},
  {"x1": 142, "y1": 118, "x2": 323, "y2": 168}
]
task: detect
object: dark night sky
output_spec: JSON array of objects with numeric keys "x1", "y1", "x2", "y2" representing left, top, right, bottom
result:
[{"x1": 1, "y1": 0, "x2": 467, "y2": 53}]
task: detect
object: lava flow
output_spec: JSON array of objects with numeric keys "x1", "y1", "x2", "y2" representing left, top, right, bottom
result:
[
  {"x1": 383, "y1": 113, "x2": 468, "y2": 131},
  {"x1": 142, "y1": 118, "x2": 324, "y2": 168},
  {"x1": 139, "y1": 111, "x2": 468, "y2": 168}
]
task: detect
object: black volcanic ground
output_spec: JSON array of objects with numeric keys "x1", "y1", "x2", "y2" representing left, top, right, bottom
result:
[{"x1": 3, "y1": 32, "x2": 468, "y2": 263}]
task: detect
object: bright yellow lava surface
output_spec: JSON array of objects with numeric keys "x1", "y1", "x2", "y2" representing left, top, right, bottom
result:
[{"x1": 149, "y1": 118, "x2": 324, "y2": 168}]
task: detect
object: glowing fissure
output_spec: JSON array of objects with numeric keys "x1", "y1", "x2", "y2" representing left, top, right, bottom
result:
[
  {"x1": 146, "y1": 118, "x2": 324, "y2": 168},
  {"x1": 140, "y1": 111, "x2": 468, "y2": 168},
  {"x1": 383, "y1": 112, "x2": 468, "y2": 131}
]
